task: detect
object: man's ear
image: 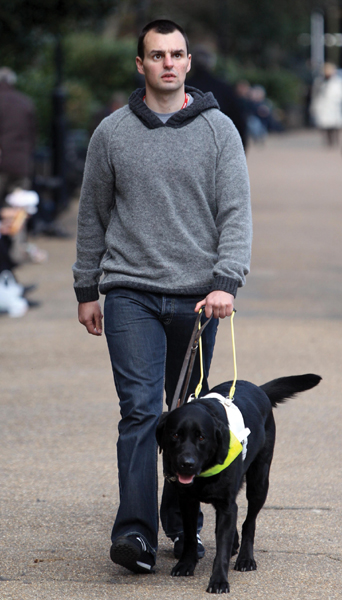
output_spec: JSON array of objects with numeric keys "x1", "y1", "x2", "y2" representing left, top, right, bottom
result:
[
  {"x1": 136, "y1": 56, "x2": 145, "y2": 75},
  {"x1": 186, "y1": 54, "x2": 192, "y2": 74},
  {"x1": 214, "y1": 419, "x2": 230, "y2": 464},
  {"x1": 156, "y1": 412, "x2": 169, "y2": 453}
]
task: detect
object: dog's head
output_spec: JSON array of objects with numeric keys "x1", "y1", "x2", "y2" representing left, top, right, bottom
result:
[{"x1": 156, "y1": 402, "x2": 229, "y2": 486}]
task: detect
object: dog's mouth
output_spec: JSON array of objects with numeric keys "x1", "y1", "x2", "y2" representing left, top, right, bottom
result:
[{"x1": 176, "y1": 473, "x2": 195, "y2": 485}]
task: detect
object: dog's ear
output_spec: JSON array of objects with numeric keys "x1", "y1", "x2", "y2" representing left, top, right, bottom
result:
[
  {"x1": 156, "y1": 412, "x2": 169, "y2": 453},
  {"x1": 214, "y1": 418, "x2": 230, "y2": 464}
]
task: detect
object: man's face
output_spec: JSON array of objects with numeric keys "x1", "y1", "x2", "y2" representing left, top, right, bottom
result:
[{"x1": 136, "y1": 29, "x2": 191, "y2": 94}]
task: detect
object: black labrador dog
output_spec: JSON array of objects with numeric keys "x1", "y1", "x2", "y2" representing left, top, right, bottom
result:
[{"x1": 156, "y1": 374, "x2": 321, "y2": 593}]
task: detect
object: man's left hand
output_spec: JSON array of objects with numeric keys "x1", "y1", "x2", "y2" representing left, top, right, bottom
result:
[{"x1": 195, "y1": 291, "x2": 234, "y2": 319}]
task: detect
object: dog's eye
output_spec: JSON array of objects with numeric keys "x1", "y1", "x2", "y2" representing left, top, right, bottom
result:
[
  {"x1": 197, "y1": 433, "x2": 205, "y2": 441},
  {"x1": 172, "y1": 433, "x2": 179, "y2": 440}
]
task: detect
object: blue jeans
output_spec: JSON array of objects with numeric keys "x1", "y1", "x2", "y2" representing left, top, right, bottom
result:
[{"x1": 104, "y1": 288, "x2": 218, "y2": 556}]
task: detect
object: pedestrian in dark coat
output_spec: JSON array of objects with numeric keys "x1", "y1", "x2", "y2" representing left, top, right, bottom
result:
[
  {"x1": 0, "y1": 67, "x2": 36, "y2": 206},
  {"x1": 187, "y1": 47, "x2": 247, "y2": 149}
]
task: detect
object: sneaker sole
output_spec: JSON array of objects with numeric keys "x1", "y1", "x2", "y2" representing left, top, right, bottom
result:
[{"x1": 110, "y1": 538, "x2": 153, "y2": 574}]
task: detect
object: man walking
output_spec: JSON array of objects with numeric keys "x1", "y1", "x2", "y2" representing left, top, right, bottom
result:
[{"x1": 73, "y1": 19, "x2": 252, "y2": 573}]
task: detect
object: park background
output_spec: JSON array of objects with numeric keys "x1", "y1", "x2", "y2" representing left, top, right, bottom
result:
[{"x1": 2, "y1": 0, "x2": 342, "y2": 199}]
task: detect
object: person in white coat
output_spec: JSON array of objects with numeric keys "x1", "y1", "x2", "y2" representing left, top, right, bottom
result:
[{"x1": 310, "y1": 62, "x2": 342, "y2": 146}]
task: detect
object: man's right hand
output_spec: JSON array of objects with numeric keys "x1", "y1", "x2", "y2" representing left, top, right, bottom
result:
[{"x1": 78, "y1": 300, "x2": 103, "y2": 336}]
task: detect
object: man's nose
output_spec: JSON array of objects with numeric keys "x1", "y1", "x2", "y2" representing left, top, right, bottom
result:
[{"x1": 163, "y1": 53, "x2": 174, "y2": 69}]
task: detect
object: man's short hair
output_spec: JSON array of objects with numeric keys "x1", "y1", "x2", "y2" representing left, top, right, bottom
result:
[{"x1": 137, "y1": 19, "x2": 190, "y2": 60}]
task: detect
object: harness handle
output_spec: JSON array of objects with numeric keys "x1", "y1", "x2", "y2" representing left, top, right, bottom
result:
[{"x1": 170, "y1": 309, "x2": 213, "y2": 412}]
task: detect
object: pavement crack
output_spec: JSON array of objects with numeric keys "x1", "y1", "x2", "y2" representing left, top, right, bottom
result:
[
  {"x1": 257, "y1": 548, "x2": 341, "y2": 561},
  {"x1": 32, "y1": 557, "x2": 65, "y2": 565}
]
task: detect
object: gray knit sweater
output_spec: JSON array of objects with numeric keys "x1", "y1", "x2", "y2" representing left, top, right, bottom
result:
[{"x1": 73, "y1": 87, "x2": 252, "y2": 303}]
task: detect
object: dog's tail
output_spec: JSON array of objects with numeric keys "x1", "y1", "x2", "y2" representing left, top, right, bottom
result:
[{"x1": 260, "y1": 374, "x2": 321, "y2": 407}]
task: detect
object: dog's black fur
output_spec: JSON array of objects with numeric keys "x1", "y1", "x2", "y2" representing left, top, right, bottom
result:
[{"x1": 156, "y1": 374, "x2": 321, "y2": 593}]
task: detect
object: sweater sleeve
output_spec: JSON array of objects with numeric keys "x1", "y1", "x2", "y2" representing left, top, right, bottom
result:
[
  {"x1": 210, "y1": 118, "x2": 252, "y2": 296},
  {"x1": 72, "y1": 122, "x2": 115, "y2": 302}
]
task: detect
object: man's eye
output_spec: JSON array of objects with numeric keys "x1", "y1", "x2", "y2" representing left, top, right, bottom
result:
[{"x1": 153, "y1": 54, "x2": 162, "y2": 60}]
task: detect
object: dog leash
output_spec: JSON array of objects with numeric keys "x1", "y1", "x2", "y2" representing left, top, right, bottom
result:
[
  {"x1": 170, "y1": 308, "x2": 238, "y2": 412},
  {"x1": 228, "y1": 309, "x2": 237, "y2": 400},
  {"x1": 194, "y1": 318, "x2": 205, "y2": 399},
  {"x1": 192, "y1": 309, "x2": 238, "y2": 401},
  {"x1": 170, "y1": 308, "x2": 213, "y2": 412}
]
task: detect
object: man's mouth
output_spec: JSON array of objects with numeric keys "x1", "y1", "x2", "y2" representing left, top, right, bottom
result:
[
  {"x1": 162, "y1": 73, "x2": 176, "y2": 80},
  {"x1": 177, "y1": 473, "x2": 195, "y2": 485}
]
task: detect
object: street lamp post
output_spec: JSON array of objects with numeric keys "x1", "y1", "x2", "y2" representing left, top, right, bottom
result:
[{"x1": 311, "y1": 11, "x2": 325, "y2": 76}]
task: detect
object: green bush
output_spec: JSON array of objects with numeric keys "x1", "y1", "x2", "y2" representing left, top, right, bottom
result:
[
  {"x1": 64, "y1": 32, "x2": 137, "y2": 104},
  {"x1": 17, "y1": 44, "x2": 55, "y2": 145},
  {"x1": 217, "y1": 57, "x2": 303, "y2": 109},
  {"x1": 64, "y1": 80, "x2": 96, "y2": 130},
  {"x1": 16, "y1": 32, "x2": 138, "y2": 143},
  {"x1": 237, "y1": 68, "x2": 302, "y2": 108}
]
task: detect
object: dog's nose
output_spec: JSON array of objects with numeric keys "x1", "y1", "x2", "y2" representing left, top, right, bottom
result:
[{"x1": 180, "y1": 456, "x2": 196, "y2": 470}]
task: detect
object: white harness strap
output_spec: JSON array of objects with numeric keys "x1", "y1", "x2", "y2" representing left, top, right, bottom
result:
[{"x1": 188, "y1": 392, "x2": 251, "y2": 460}]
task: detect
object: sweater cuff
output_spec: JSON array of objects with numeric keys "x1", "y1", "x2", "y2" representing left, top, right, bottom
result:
[
  {"x1": 74, "y1": 285, "x2": 99, "y2": 303},
  {"x1": 210, "y1": 276, "x2": 239, "y2": 298}
]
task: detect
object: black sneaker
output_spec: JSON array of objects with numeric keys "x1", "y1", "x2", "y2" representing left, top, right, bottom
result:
[
  {"x1": 110, "y1": 535, "x2": 155, "y2": 574},
  {"x1": 173, "y1": 533, "x2": 205, "y2": 559}
]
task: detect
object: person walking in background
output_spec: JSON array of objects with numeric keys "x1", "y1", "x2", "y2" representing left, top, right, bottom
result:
[
  {"x1": 0, "y1": 67, "x2": 36, "y2": 205},
  {"x1": 310, "y1": 62, "x2": 342, "y2": 147},
  {"x1": 187, "y1": 46, "x2": 248, "y2": 149},
  {"x1": 73, "y1": 19, "x2": 252, "y2": 574}
]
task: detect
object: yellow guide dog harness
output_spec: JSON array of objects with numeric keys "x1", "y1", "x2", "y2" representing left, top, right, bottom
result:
[
  {"x1": 167, "y1": 310, "x2": 250, "y2": 480},
  {"x1": 187, "y1": 392, "x2": 251, "y2": 477},
  {"x1": 188, "y1": 311, "x2": 250, "y2": 477}
]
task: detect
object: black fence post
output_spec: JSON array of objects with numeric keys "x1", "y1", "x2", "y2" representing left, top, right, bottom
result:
[{"x1": 51, "y1": 34, "x2": 68, "y2": 213}]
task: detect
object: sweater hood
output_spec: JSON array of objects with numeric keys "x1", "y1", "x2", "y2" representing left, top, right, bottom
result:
[{"x1": 128, "y1": 86, "x2": 219, "y2": 129}]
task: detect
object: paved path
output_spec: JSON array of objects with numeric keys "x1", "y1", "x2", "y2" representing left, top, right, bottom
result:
[{"x1": 1, "y1": 130, "x2": 341, "y2": 599}]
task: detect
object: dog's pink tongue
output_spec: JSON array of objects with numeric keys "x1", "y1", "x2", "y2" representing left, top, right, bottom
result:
[{"x1": 177, "y1": 473, "x2": 194, "y2": 485}]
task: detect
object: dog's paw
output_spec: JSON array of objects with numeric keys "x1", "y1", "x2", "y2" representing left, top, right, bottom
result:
[
  {"x1": 171, "y1": 560, "x2": 196, "y2": 577},
  {"x1": 234, "y1": 557, "x2": 257, "y2": 572},
  {"x1": 206, "y1": 579, "x2": 230, "y2": 594}
]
